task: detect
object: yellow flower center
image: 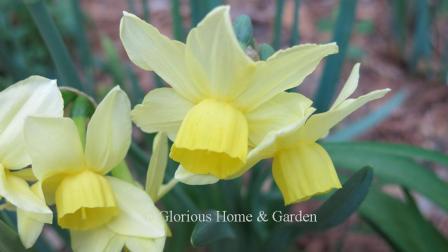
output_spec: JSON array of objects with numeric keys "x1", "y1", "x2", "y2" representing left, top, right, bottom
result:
[
  {"x1": 55, "y1": 170, "x2": 118, "y2": 230},
  {"x1": 170, "y1": 99, "x2": 248, "y2": 179}
]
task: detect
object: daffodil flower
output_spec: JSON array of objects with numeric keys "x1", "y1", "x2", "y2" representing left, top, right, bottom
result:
[
  {"x1": 231, "y1": 64, "x2": 391, "y2": 205},
  {"x1": 0, "y1": 76, "x2": 62, "y2": 248},
  {"x1": 121, "y1": 5, "x2": 338, "y2": 179},
  {"x1": 24, "y1": 87, "x2": 166, "y2": 251}
]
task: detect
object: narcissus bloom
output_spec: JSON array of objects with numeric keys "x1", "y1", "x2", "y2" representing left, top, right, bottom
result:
[
  {"x1": 121, "y1": 6, "x2": 338, "y2": 179},
  {"x1": 232, "y1": 64, "x2": 390, "y2": 205},
  {"x1": 0, "y1": 76, "x2": 62, "y2": 248},
  {"x1": 24, "y1": 87, "x2": 166, "y2": 251}
]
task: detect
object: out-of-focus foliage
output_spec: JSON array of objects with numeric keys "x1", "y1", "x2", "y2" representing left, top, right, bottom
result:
[{"x1": 1, "y1": 0, "x2": 448, "y2": 252}]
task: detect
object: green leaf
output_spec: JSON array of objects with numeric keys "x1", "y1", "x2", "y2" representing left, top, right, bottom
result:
[
  {"x1": 190, "y1": 210, "x2": 236, "y2": 247},
  {"x1": 325, "y1": 141, "x2": 448, "y2": 167},
  {"x1": 311, "y1": 166, "x2": 373, "y2": 229},
  {"x1": 313, "y1": 0, "x2": 358, "y2": 112},
  {"x1": 0, "y1": 220, "x2": 29, "y2": 252},
  {"x1": 360, "y1": 189, "x2": 448, "y2": 252},
  {"x1": 23, "y1": 0, "x2": 85, "y2": 92},
  {"x1": 323, "y1": 142, "x2": 448, "y2": 212},
  {"x1": 266, "y1": 166, "x2": 373, "y2": 251},
  {"x1": 233, "y1": 15, "x2": 253, "y2": 48},
  {"x1": 272, "y1": 0, "x2": 285, "y2": 49}
]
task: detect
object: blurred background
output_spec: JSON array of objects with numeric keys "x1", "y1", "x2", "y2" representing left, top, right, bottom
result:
[{"x1": 1, "y1": 0, "x2": 448, "y2": 251}]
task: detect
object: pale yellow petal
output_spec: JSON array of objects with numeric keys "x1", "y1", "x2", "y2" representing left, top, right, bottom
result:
[
  {"x1": 174, "y1": 165, "x2": 219, "y2": 185},
  {"x1": 236, "y1": 43, "x2": 338, "y2": 111},
  {"x1": 300, "y1": 89, "x2": 391, "y2": 142},
  {"x1": 246, "y1": 92, "x2": 312, "y2": 146},
  {"x1": 125, "y1": 237, "x2": 166, "y2": 252},
  {"x1": 185, "y1": 5, "x2": 255, "y2": 99},
  {"x1": 226, "y1": 108, "x2": 315, "y2": 179},
  {"x1": 120, "y1": 12, "x2": 204, "y2": 102},
  {"x1": 71, "y1": 227, "x2": 115, "y2": 252},
  {"x1": 272, "y1": 143, "x2": 341, "y2": 205},
  {"x1": 106, "y1": 177, "x2": 166, "y2": 238},
  {"x1": 24, "y1": 117, "x2": 85, "y2": 181},
  {"x1": 0, "y1": 165, "x2": 51, "y2": 214},
  {"x1": 17, "y1": 183, "x2": 52, "y2": 249},
  {"x1": 131, "y1": 88, "x2": 193, "y2": 141},
  {"x1": 331, "y1": 63, "x2": 360, "y2": 109},
  {"x1": 85, "y1": 87, "x2": 131, "y2": 174},
  {"x1": 0, "y1": 76, "x2": 63, "y2": 169},
  {"x1": 146, "y1": 133, "x2": 168, "y2": 200}
]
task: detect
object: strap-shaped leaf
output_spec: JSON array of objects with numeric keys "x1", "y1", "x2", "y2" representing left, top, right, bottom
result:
[
  {"x1": 190, "y1": 210, "x2": 236, "y2": 247},
  {"x1": 0, "y1": 220, "x2": 29, "y2": 252},
  {"x1": 266, "y1": 166, "x2": 373, "y2": 251},
  {"x1": 360, "y1": 189, "x2": 448, "y2": 252},
  {"x1": 324, "y1": 142, "x2": 448, "y2": 211}
]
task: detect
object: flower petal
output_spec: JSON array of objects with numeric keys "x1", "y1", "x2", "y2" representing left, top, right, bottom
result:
[
  {"x1": 236, "y1": 43, "x2": 338, "y2": 111},
  {"x1": 85, "y1": 87, "x2": 131, "y2": 174},
  {"x1": 24, "y1": 117, "x2": 85, "y2": 181},
  {"x1": 71, "y1": 227, "x2": 116, "y2": 252},
  {"x1": 246, "y1": 92, "x2": 312, "y2": 146},
  {"x1": 120, "y1": 12, "x2": 204, "y2": 102},
  {"x1": 185, "y1": 5, "x2": 255, "y2": 99},
  {"x1": 331, "y1": 63, "x2": 360, "y2": 109},
  {"x1": 0, "y1": 76, "x2": 63, "y2": 169},
  {"x1": 131, "y1": 88, "x2": 193, "y2": 141},
  {"x1": 272, "y1": 143, "x2": 341, "y2": 205},
  {"x1": 174, "y1": 165, "x2": 219, "y2": 185},
  {"x1": 17, "y1": 182, "x2": 52, "y2": 249},
  {"x1": 125, "y1": 237, "x2": 166, "y2": 252},
  {"x1": 0, "y1": 165, "x2": 51, "y2": 214},
  {"x1": 106, "y1": 177, "x2": 166, "y2": 238},
  {"x1": 300, "y1": 89, "x2": 391, "y2": 142}
]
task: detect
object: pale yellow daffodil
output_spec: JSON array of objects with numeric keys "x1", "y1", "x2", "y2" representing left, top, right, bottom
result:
[
  {"x1": 0, "y1": 76, "x2": 62, "y2": 248},
  {"x1": 232, "y1": 64, "x2": 391, "y2": 205},
  {"x1": 24, "y1": 87, "x2": 166, "y2": 252},
  {"x1": 121, "y1": 5, "x2": 338, "y2": 179}
]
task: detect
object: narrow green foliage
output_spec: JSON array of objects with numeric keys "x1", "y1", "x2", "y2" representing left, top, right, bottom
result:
[
  {"x1": 191, "y1": 210, "x2": 236, "y2": 247},
  {"x1": 171, "y1": 0, "x2": 184, "y2": 41},
  {"x1": 0, "y1": 220, "x2": 29, "y2": 252},
  {"x1": 272, "y1": 0, "x2": 285, "y2": 49},
  {"x1": 266, "y1": 167, "x2": 373, "y2": 251},
  {"x1": 111, "y1": 161, "x2": 135, "y2": 184},
  {"x1": 23, "y1": 0, "x2": 84, "y2": 91},
  {"x1": 360, "y1": 189, "x2": 448, "y2": 252},
  {"x1": 142, "y1": 0, "x2": 150, "y2": 21},
  {"x1": 410, "y1": 0, "x2": 432, "y2": 70},
  {"x1": 289, "y1": 0, "x2": 301, "y2": 45},
  {"x1": 70, "y1": 0, "x2": 94, "y2": 93},
  {"x1": 313, "y1": 0, "x2": 358, "y2": 112}
]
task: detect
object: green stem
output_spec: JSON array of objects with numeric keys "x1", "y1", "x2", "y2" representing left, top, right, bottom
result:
[
  {"x1": 157, "y1": 178, "x2": 179, "y2": 200},
  {"x1": 23, "y1": 0, "x2": 84, "y2": 91}
]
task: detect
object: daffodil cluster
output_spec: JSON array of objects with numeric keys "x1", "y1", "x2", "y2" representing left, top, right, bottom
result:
[
  {"x1": 0, "y1": 4, "x2": 390, "y2": 251},
  {"x1": 122, "y1": 6, "x2": 389, "y2": 205}
]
